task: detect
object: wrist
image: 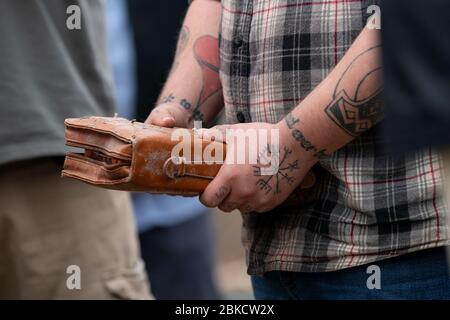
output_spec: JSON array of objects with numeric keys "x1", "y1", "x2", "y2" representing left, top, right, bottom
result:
[{"x1": 277, "y1": 118, "x2": 318, "y2": 168}]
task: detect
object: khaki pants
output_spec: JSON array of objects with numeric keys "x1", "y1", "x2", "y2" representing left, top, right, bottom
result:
[{"x1": 0, "y1": 158, "x2": 152, "y2": 299}]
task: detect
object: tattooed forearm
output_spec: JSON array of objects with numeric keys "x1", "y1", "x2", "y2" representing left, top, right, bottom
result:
[
  {"x1": 180, "y1": 97, "x2": 204, "y2": 121},
  {"x1": 325, "y1": 45, "x2": 383, "y2": 137},
  {"x1": 285, "y1": 113, "x2": 330, "y2": 160},
  {"x1": 161, "y1": 35, "x2": 220, "y2": 123},
  {"x1": 253, "y1": 145, "x2": 300, "y2": 195},
  {"x1": 159, "y1": 93, "x2": 176, "y2": 104},
  {"x1": 157, "y1": 93, "x2": 203, "y2": 120},
  {"x1": 192, "y1": 35, "x2": 221, "y2": 121},
  {"x1": 170, "y1": 26, "x2": 190, "y2": 74},
  {"x1": 285, "y1": 112, "x2": 299, "y2": 129},
  {"x1": 176, "y1": 26, "x2": 190, "y2": 58}
]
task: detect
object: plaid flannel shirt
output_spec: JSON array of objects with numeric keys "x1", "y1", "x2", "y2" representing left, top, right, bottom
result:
[{"x1": 217, "y1": 0, "x2": 450, "y2": 274}]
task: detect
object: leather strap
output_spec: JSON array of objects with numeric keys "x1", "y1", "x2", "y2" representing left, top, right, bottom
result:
[{"x1": 163, "y1": 157, "x2": 217, "y2": 180}]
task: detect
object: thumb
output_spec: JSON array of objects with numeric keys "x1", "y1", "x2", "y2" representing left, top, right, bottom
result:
[{"x1": 146, "y1": 107, "x2": 176, "y2": 128}]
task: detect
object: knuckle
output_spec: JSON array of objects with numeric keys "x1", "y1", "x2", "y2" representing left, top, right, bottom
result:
[
  {"x1": 240, "y1": 187, "x2": 254, "y2": 198},
  {"x1": 257, "y1": 197, "x2": 270, "y2": 207},
  {"x1": 219, "y1": 200, "x2": 239, "y2": 213},
  {"x1": 153, "y1": 105, "x2": 171, "y2": 115},
  {"x1": 257, "y1": 202, "x2": 274, "y2": 213},
  {"x1": 151, "y1": 107, "x2": 163, "y2": 114},
  {"x1": 218, "y1": 205, "x2": 233, "y2": 213},
  {"x1": 243, "y1": 204, "x2": 255, "y2": 212},
  {"x1": 226, "y1": 170, "x2": 240, "y2": 181},
  {"x1": 254, "y1": 206, "x2": 269, "y2": 213},
  {"x1": 214, "y1": 185, "x2": 230, "y2": 201}
]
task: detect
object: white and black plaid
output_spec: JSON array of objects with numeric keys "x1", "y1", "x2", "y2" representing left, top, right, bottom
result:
[{"x1": 218, "y1": 0, "x2": 450, "y2": 274}]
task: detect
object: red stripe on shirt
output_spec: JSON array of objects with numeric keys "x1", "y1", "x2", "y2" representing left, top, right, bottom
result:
[{"x1": 222, "y1": 0, "x2": 363, "y2": 17}]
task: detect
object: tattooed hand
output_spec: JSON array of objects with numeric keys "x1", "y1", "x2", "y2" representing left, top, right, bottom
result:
[{"x1": 196, "y1": 123, "x2": 317, "y2": 213}]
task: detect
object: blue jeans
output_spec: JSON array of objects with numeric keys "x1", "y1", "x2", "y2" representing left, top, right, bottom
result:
[{"x1": 251, "y1": 247, "x2": 450, "y2": 300}]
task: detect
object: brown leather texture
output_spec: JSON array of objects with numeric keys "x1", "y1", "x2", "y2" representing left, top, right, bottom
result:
[
  {"x1": 62, "y1": 116, "x2": 225, "y2": 195},
  {"x1": 62, "y1": 117, "x2": 318, "y2": 201}
]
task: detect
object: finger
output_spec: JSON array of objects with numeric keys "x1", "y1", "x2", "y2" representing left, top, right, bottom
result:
[
  {"x1": 254, "y1": 206, "x2": 273, "y2": 214},
  {"x1": 218, "y1": 202, "x2": 240, "y2": 213},
  {"x1": 197, "y1": 124, "x2": 236, "y2": 141},
  {"x1": 199, "y1": 179, "x2": 231, "y2": 208},
  {"x1": 195, "y1": 128, "x2": 225, "y2": 143},
  {"x1": 146, "y1": 107, "x2": 176, "y2": 127},
  {"x1": 300, "y1": 171, "x2": 316, "y2": 189},
  {"x1": 238, "y1": 203, "x2": 255, "y2": 214},
  {"x1": 218, "y1": 194, "x2": 242, "y2": 213},
  {"x1": 210, "y1": 125, "x2": 231, "y2": 137}
]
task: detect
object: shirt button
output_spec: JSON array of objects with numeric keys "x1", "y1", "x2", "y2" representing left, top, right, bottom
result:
[
  {"x1": 236, "y1": 112, "x2": 246, "y2": 123},
  {"x1": 234, "y1": 37, "x2": 243, "y2": 48}
]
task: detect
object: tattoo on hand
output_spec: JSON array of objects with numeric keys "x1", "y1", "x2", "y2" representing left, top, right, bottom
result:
[
  {"x1": 253, "y1": 145, "x2": 299, "y2": 195},
  {"x1": 325, "y1": 45, "x2": 384, "y2": 137},
  {"x1": 285, "y1": 113, "x2": 330, "y2": 160},
  {"x1": 215, "y1": 185, "x2": 230, "y2": 200}
]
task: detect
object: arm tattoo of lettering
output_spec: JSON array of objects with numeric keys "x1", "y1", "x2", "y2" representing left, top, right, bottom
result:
[
  {"x1": 253, "y1": 145, "x2": 299, "y2": 195},
  {"x1": 285, "y1": 113, "x2": 330, "y2": 160},
  {"x1": 325, "y1": 45, "x2": 384, "y2": 137},
  {"x1": 157, "y1": 93, "x2": 197, "y2": 121}
]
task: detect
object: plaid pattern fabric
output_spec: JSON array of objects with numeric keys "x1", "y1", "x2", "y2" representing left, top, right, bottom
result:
[{"x1": 219, "y1": 0, "x2": 450, "y2": 273}]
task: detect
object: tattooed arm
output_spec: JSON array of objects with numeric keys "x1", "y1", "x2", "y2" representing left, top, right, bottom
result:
[
  {"x1": 281, "y1": 27, "x2": 383, "y2": 162},
  {"x1": 146, "y1": 0, "x2": 222, "y2": 128},
  {"x1": 199, "y1": 27, "x2": 383, "y2": 214}
]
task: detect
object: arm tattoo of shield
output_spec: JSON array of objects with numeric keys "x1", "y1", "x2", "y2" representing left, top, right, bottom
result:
[{"x1": 325, "y1": 46, "x2": 384, "y2": 137}]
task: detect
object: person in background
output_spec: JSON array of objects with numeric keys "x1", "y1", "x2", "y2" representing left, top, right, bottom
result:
[
  {"x1": 381, "y1": 0, "x2": 450, "y2": 268},
  {"x1": 0, "y1": 0, "x2": 150, "y2": 299},
  {"x1": 107, "y1": 0, "x2": 219, "y2": 299}
]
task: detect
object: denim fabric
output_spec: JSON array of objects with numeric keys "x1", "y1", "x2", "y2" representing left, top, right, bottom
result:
[{"x1": 251, "y1": 247, "x2": 450, "y2": 300}]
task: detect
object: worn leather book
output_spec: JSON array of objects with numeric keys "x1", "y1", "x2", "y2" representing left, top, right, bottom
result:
[{"x1": 62, "y1": 117, "x2": 317, "y2": 201}]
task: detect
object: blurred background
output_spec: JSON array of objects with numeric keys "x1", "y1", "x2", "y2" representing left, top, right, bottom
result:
[{"x1": 105, "y1": 0, "x2": 253, "y2": 299}]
